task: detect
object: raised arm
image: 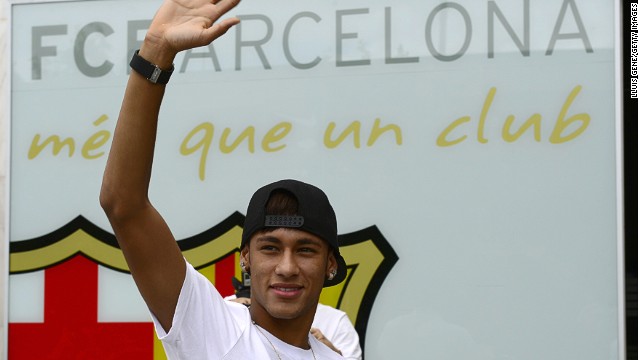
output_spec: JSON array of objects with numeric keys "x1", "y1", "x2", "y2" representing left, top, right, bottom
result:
[{"x1": 100, "y1": 0, "x2": 240, "y2": 332}]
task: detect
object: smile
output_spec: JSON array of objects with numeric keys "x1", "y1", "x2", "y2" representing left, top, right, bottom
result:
[
  {"x1": 270, "y1": 285, "x2": 303, "y2": 297},
  {"x1": 274, "y1": 287, "x2": 298, "y2": 292}
]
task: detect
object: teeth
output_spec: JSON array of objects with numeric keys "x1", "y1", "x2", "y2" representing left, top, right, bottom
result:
[{"x1": 275, "y1": 287, "x2": 297, "y2": 292}]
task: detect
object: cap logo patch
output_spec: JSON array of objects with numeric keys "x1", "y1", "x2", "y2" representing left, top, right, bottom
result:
[{"x1": 264, "y1": 215, "x2": 304, "y2": 228}]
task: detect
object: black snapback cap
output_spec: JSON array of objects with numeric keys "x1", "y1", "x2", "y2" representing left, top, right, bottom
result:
[{"x1": 241, "y1": 179, "x2": 347, "y2": 287}]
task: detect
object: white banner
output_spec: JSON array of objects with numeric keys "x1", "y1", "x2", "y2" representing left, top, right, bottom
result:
[{"x1": 9, "y1": 0, "x2": 623, "y2": 359}]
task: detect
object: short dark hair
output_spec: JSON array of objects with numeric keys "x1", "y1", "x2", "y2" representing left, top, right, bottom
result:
[
  {"x1": 264, "y1": 189, "x2": 298, "y2": 216},
  {"x1": 255, "y1": 190, "x2": 309, "y2": 240}
]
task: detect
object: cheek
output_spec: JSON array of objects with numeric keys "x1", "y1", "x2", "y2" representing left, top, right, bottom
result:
[
  {"x1": 304, "y1": 260, "x2": 329, "y2": 280},
  {"x1": 249, "y1": 256, "x2": 276, "y2": 277}
]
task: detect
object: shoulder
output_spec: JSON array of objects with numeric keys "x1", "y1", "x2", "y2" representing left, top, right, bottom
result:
[
  {"x1": 157, "y1": 263, "x2": 252, "y2": 356},
  {"x1": 179, "y1": 262, "x2": 251, "y2": 328},
  {"x1": 316, "y1": 303, "x2": 348, "y2": 318},
  {"x1": 313, "y1": 303, "x2": 350, "y2": 331}
]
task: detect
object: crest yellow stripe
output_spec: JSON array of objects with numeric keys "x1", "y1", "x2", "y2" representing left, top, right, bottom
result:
[
  {"x1": 10, "y1": 229, "x2": 128, "y2": 273},
  {"x1": 10, "y1": 226, "x2": 244, "y2": 274}
]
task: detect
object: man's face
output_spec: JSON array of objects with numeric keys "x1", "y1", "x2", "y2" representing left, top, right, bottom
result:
[{"x1": 241, "y1": 228, "x2": 337, "y2": 322}]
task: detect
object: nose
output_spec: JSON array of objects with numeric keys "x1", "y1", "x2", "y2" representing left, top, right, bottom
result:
[{"x1": 274, "y1": 249, "x2": 300, "y2": 278}]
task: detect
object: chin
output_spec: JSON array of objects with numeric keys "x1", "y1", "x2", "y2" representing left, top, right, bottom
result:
[
  {"x1": 268, "y1": 307, "x2": 301, "y2": 320},
  {"x1": 266, "y1": 302, "x2": 307, "y2": 320}
]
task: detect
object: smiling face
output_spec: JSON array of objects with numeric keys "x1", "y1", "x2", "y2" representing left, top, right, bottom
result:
[{"x1": 241, "y1": 227, "x2": 337, "y2": 324}]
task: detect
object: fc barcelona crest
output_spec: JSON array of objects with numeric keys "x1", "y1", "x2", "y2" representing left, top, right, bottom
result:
[{"x1": 9, "y1": 213, "x2": 398, "y2": 359}]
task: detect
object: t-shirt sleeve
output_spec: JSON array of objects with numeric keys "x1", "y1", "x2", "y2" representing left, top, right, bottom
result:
[{"x1": 151, "y1": 260, "x2": 246, "y2": 359}]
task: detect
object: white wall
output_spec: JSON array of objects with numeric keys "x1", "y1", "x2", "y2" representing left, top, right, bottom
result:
[{"x1": 0, "y1": 0, "x2": 8, "y2": 356}]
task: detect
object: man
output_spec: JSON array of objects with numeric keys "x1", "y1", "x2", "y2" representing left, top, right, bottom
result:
[{"x1": 99, "y1": 0, "x2": 348, "y2": 358}]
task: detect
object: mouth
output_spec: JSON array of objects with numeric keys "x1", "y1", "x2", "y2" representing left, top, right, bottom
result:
[{"x1": 270, "y1": 284, "x2": 303, "y2": 298}]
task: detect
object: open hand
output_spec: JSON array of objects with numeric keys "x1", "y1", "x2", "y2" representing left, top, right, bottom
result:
[{"x1": 143, "y1": 0, "x2": 241, "y2": 62}]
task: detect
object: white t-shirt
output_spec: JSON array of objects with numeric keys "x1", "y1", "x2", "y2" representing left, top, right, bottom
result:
[
  {"x1": 223, "y1": 298, "x2": 363, "y2": 360},
  {"x1": 152, "y1": 261, "x2": 345, "y2": 360}
]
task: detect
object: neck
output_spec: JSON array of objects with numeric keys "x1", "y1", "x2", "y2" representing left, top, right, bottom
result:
[{"x1": 250, "y1": 306, "x2": 315, "y2": 349}]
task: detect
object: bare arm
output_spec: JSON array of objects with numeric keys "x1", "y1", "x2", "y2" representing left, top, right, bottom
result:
[{"x1": 100, "y1": 0, "x2": 240, "y2": 332}]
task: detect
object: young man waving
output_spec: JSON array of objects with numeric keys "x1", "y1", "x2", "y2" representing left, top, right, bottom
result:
[{"x1": 100, "y1": 0, "x2": 348, "y2": 358}]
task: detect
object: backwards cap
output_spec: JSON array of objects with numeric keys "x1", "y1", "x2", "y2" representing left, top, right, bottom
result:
[{"x1": 241, "y1": 179, "x2": 347, "y2": 287}]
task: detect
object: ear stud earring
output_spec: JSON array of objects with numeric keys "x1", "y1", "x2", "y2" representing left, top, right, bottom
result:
[{"x1": 328, "y1": 269, "x2": 337, "y2": 280}]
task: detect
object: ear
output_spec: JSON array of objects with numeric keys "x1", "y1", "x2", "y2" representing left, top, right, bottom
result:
[
  {"x1": 240, "y1": 246, "x2": 250, "y2": 272},
  {"x1": 326, "y1": 251, "x2": 338, "y2": 278}
]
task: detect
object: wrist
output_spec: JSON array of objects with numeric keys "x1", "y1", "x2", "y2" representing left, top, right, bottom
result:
[
  {"x1": 130, "y1": 50, "x2": 175, "y2": 85},
  {"x1": 139, "y1": 38, "x2": 177, "y2": 70}
]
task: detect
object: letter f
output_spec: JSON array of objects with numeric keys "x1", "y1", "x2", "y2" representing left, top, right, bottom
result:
[{"x1": 32, "y1": 25, "x2": 67, "y2": 80}]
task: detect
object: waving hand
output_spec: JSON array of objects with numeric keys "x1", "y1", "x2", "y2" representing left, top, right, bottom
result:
[{"x1": 143, "y1": 0, "x2": 241, "y2": 66}]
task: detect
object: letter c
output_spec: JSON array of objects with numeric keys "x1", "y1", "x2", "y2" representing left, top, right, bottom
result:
[{"x1": 74, "y1": 22, "x2": 114, "y2": 77}]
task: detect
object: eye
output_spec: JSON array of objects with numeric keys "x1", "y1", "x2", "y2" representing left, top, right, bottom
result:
[
  {"x1": 260, "y1": 245, "x2": 279, "y2": 252},
  {"x1": 298, "y1": 247, "x2": 318, "y2": 254}
]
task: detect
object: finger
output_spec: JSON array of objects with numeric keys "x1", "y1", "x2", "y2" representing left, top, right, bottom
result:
[
  {"x1": 213, "y1": 0, "x2": 241, "y2": 14},
  {"x1": 310, "y1": 328, "x2": 324, "y2": 339}
]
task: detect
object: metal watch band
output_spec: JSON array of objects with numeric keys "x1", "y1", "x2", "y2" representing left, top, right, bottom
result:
[{"x1": 129, "y1": 50, "x2": 174, "y2": 85}]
